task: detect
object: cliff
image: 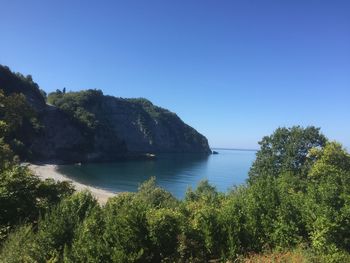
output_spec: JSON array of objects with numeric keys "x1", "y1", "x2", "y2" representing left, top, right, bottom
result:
[{"x1": 0, "y1": 65, "x2": 211, "y2": 162}]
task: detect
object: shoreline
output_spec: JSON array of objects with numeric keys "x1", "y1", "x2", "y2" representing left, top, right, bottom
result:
[{"x1": 28, "y1": 164, "x2": 116, "y2": 204}]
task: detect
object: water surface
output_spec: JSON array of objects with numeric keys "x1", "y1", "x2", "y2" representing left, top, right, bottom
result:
[{"x1": 57, "y1": 149, "x2": 256, "y2": 198}]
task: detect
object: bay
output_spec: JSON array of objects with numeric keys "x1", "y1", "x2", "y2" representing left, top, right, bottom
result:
[{"x1": 57, "y1": 149, "x2": 257, "y2": 199}]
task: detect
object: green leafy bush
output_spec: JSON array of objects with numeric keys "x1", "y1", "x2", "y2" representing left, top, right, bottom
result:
[
  {"x1": 1, "y1": 127, "x2": 350, "y2": 262},
  {"x1": 47, "y1": 89, "x2": 102, "y2": 131}
]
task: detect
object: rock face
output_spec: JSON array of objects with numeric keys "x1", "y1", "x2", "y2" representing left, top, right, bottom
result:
[
  {"x1": 96, "y1": 96, "x2": 210, "y2": 154},
  {"x1": 30, "y1": 105, "x2": 101, "y2": 162},
  {"x1": 0, "y1": 65, "x2": 211, "y2": 162}
]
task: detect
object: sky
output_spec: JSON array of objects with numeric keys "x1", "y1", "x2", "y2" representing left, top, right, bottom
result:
[{"x1": 1, "y1": 0, "x2": 349, "y2": 149}]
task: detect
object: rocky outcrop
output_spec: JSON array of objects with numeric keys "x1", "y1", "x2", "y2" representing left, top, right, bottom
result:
[
  {"x1": 0, "y1": 65, "x2": 211, "y2": 163},
  {"x1": 94, "y1": 96, "x2": 210, "y2": 154}
]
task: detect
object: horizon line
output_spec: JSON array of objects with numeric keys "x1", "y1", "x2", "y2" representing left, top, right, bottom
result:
[{"x1": 211, "y1": 147, "x2": 258, "y2": 152}]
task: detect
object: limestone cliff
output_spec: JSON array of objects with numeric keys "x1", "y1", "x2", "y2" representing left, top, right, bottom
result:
[{"x1": 0, "y1": 65, "x2": 211, "y2": 162}]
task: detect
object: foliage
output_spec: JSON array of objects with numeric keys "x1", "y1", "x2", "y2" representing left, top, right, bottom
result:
[
  {"x1": 1, "y1": 127, "x2": 350, "y2": 262},
  {"x1": 0, "y1": 225, "x2": 37, "y2": 263},
  {"x1": 32, "y1": 191, "x2": 97, "y2": 262},
  {"x1": 0, "y1": 65, "x2": 45, "y2": 106},
  {"x1": 0, "y1": 136, "x2": 14, "y2": 170},
  {"x1": 0, "y1": 66, "x2": 46, "y2": 159},
  {"x1": 249, "y1": 126, "x2": 327, "y2": 182},
  {"x1": 65, "y1": 205, "x2": 108, "y2": 262},
  {"x1": 136, "y1": 176, "x2": 178, "y2": 209},
  {"x1": 147, "y1": 208, "x2": 182, "y2": 261},
  {"x1": 47, "y1": 89, "x2": 103, "y2": 131},
  {"x1": 0, "y1": 89, "x2": 42, "y2": 159},
  {"x1": 127, "y1": 98, "x2": 176, "y2": 120},
  {"x1": 0, "y1": 163, "x2": 74, "y2": 243},
  {"x1": 303, "y1": 143, "x2": 350, "y2": 256},
  {"x1": 47, "y1": 89, "x2": 128, "y2": 156},
  {"x1": 0, "y1": 137, "x2": 74, "y2": 244}
]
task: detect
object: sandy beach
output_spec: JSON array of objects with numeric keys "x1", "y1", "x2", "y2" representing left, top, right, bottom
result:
[{"x1": 28, "y1": 164, "x2": 116, "y2": 204}]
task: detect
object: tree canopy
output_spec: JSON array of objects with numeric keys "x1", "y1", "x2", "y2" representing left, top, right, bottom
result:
[
  {"x1": 0, "y1": 90, "x2": 41, "y2": 159},
  {"x1": 248, "y1": 126, "x2": 327, "y2": 182}
]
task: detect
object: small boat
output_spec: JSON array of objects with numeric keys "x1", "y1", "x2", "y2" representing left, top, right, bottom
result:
[{"x1": 145, "y1": 153, "x2": 157, "y2": 159}]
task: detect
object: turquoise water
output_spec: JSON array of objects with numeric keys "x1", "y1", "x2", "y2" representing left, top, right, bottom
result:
[{"x1": 57, "y1": 149, "x2": 257, "y2": 198}]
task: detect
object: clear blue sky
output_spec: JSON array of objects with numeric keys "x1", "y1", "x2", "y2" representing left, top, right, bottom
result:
[{"x1": 1, "y1": 0, "x2": 349, "y2": 149}]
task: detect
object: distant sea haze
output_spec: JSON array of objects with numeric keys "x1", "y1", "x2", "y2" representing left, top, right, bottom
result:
[{"x1": 57, "y1": 149, "x2": 257, "y2": 198}]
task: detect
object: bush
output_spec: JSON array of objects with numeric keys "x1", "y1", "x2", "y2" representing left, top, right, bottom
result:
[{"x1": 1, "y1": 129, "x2": 350, "y2": 262}]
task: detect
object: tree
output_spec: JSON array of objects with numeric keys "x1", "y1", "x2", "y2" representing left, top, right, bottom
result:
[
  {"x1": 249, "y1": 126, "x2": 327, "y2": 182},
  {"x1": 0, "y1": 165, "x2": 74, "y2": 242},
  {"x1": 0, "y1": 122, "x2": 74, "y2": 243},
  {"x1": 103, "y1": 194, "x2": 152, "y2": 262},
  {"x1": 65, "y1": 206, "x2": 109, "y2": 262},
  {"x1": 135, "y1": 177, "x2": 178, "y2": 209},
  {"x1": 0, "y1": 137, "x2": 14, "y2": 171},
  {"x1": 31, "y1": 191, "x2": 98, "y2": 262},
  {"x1": 0, "y1": 89, "x2": 41, "y2": 159},
  {"x1": 304, "y1": 142, "x2": 350, "y2": 257},
  {"x1": 147, "y1": 208, "x2": 182, "y2": 261}
]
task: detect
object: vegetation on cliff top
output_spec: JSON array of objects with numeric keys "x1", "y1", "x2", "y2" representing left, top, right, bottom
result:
[
  {"x1": 0, "y1": 65, "x2": 46, "y2": 107},
  {"x1": 47, "y1": 89, "x2": 102, "y2": 131},
  {"x1": 47, "y1": 88, "x2": 210, "y2": 154}
]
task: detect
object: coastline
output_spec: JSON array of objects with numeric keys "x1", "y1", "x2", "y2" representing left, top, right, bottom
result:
[{"x1": 28, "y1": 164, "x2": 116, "y2": 204}]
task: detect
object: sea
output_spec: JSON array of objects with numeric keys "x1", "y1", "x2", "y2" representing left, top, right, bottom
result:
[{"x1": 57, "y1": 149, "x2": 257, "y2": 199}]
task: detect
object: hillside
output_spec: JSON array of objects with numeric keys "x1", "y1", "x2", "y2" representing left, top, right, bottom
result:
[{"x1": 0, "y1": 65, "x2": 211, "y2": 162}]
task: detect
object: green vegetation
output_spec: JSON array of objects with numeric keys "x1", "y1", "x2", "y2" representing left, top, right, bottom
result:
[
  {"x1": 0, "y1": 65, "x2": 47, "y2": 160},
  {"x1": 47, "y1": 89, "x2": 127, "y2": 156},
  {"x1": 0, "y1": 87, "x2": 74, "y2": 241},
  {"x1": 0, "y1": 90, "x2": 42, "y2": 159},
  {"x1": 0, "y1": 66, "x2": 348, "y2": 261},
  {"x1": 248, "y1": 126, "x2": 327, "y2": 182},
  {"x1": 48, "y1": 89, "x2": 103, "y2": 132},
  {"x1": 0, "y1": 133, "x2": 74, "y2": 245},
  {"x1": 0, "y1": 65, "x2": 46, "y2": 107},
  {"x1": 127, "y1": 98, "x2": 176, "y2": 119},
  {"x1": 0, "y1": 125, "x2": 349, "y2": 262}
]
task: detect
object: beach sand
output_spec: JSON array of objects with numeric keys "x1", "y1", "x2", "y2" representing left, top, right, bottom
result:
[{"x1": 28, "y1": 164, "x2": 116, "y2": 204}]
